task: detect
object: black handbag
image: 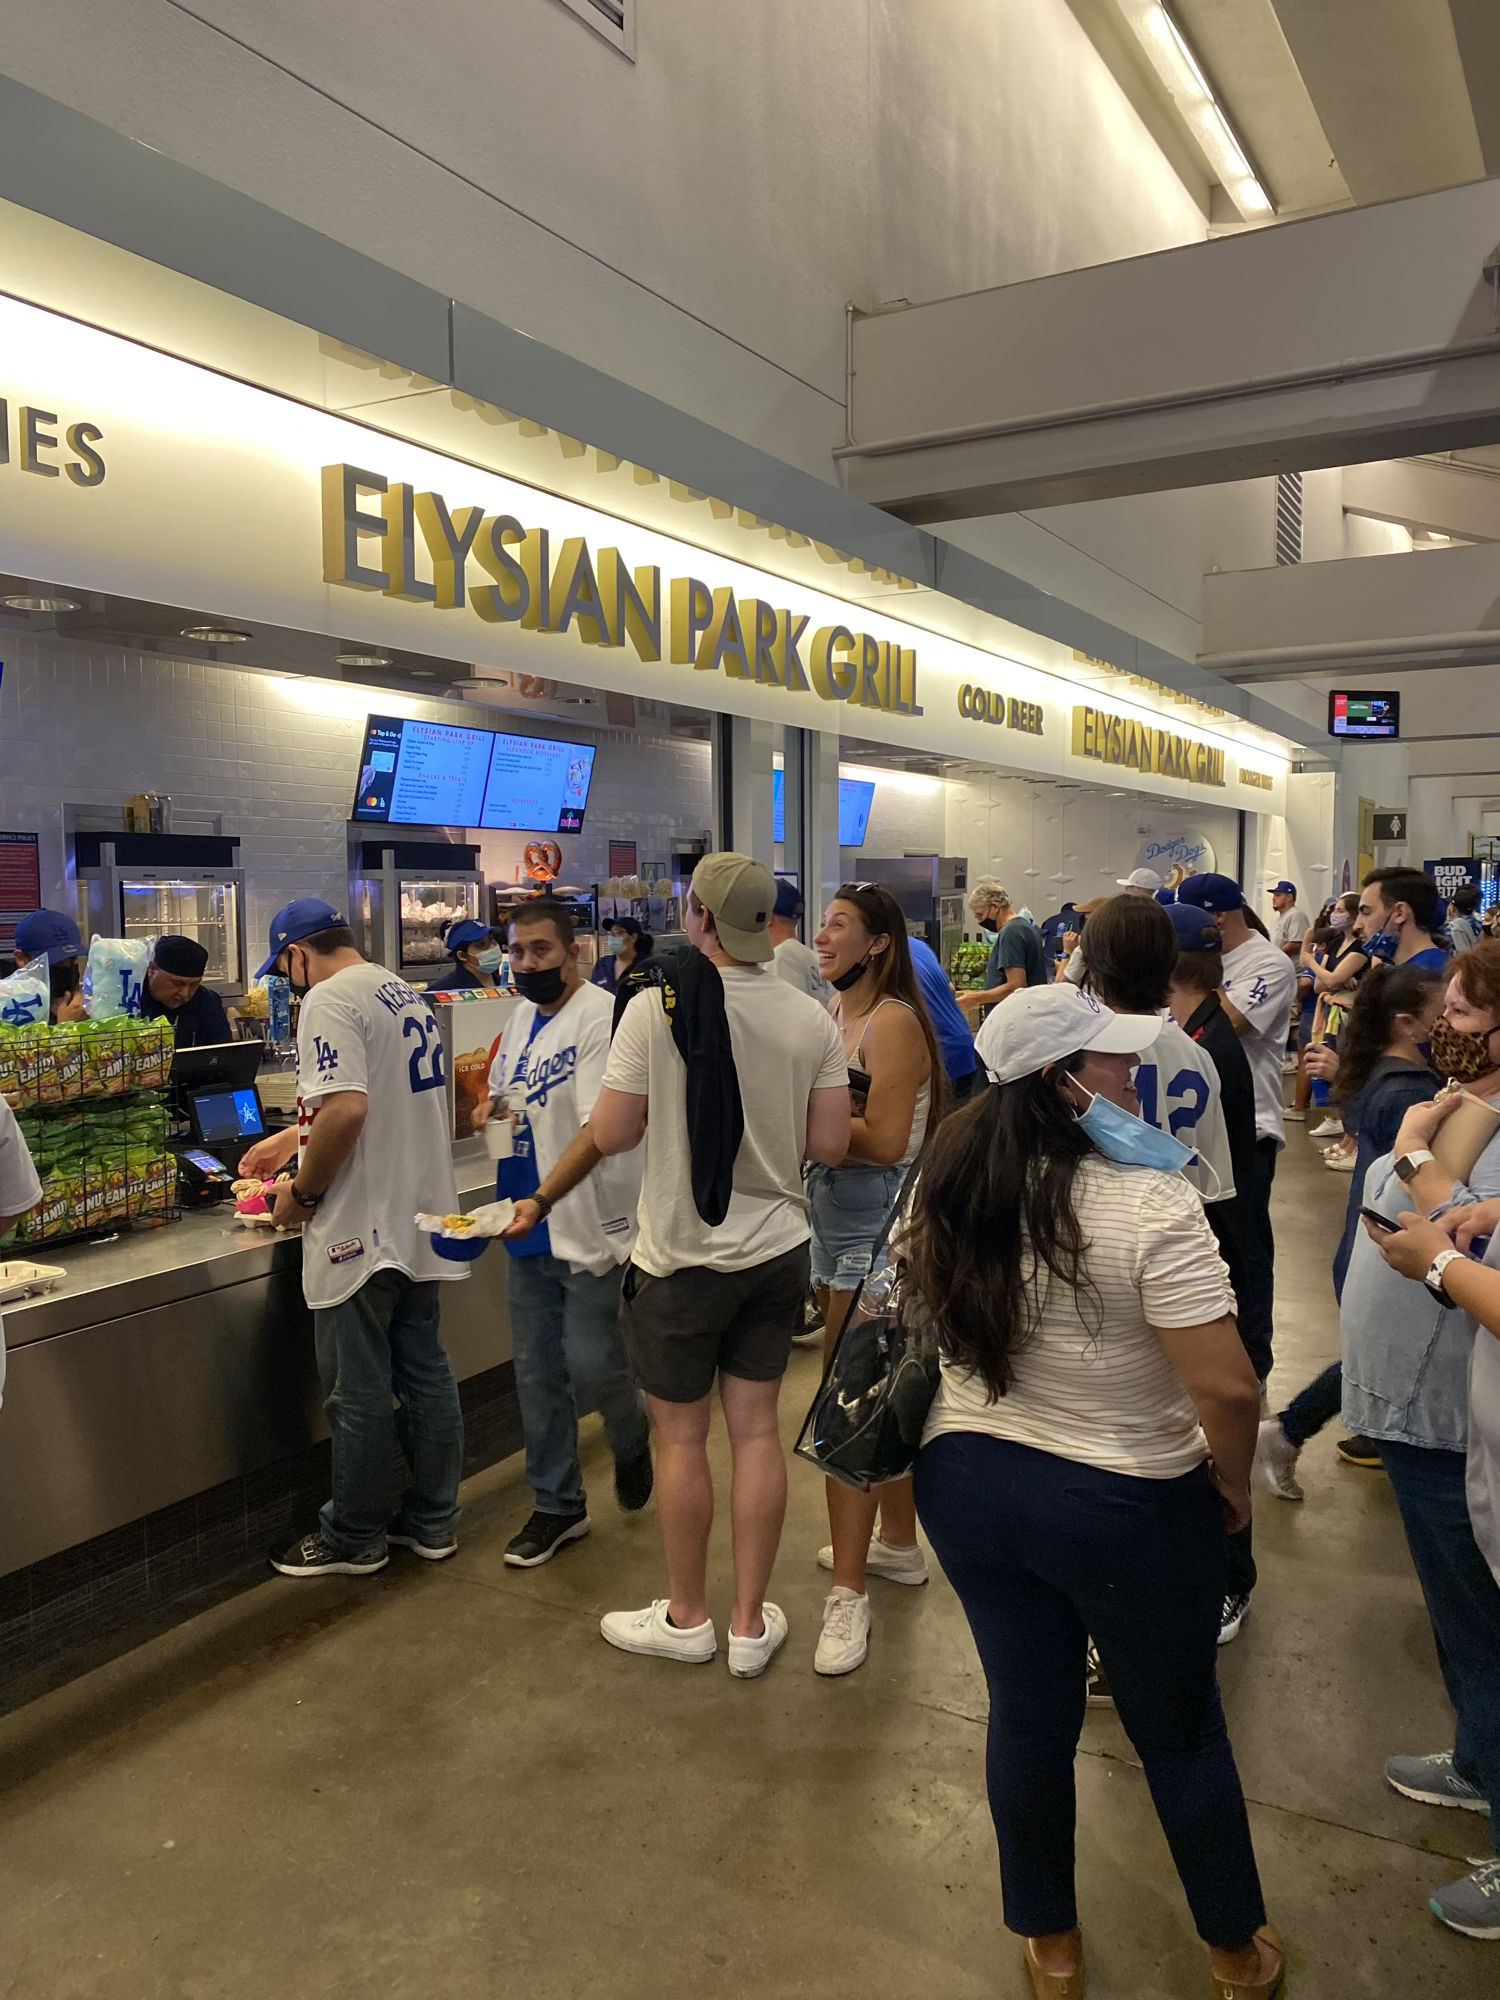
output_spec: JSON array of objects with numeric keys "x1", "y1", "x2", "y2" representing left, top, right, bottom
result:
[{"x1": 794, "y1": 1171, "x2": 940, "y2": 1492}]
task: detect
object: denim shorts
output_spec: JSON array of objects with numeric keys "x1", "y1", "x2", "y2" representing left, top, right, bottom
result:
[{"x1": 807, "y1": 1162, "x2": 906, "y2": 1291}]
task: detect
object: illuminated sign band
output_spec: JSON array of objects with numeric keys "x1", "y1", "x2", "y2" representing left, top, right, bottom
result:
[
  {"x1": 0, "y1": 397, "x2": 105, "y2": 485},
  {"x1": 1238, "y1": 765, "x2": 1274, "y2": 792},
  {"x1": 1071, "y1": 706, "x2": 1226, "y2": 787},
  {"x1": 957, "y1": 684, "x2": 1044, "y2": 736},
  {"x1": 323, "y1": 464, "x2": 922, "y2": 718}
]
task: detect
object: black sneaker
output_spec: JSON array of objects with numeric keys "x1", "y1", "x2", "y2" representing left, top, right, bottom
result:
[
  {"x1": 1218, "y1": 1590, "x2": 1252, "y2": 1646},
  {"x1": 614, "y1": 1449, "x2": 654, "y2": 1513},
  {"x1": 1336, "y1": 1435, "x2": 1383, "y2": 1469},
  {"x1": 503, "y1": 1510, "x2": 590, "y2": 1568},
  {"x1": 270, "y1": 1531, "x2": 388, "y2": 1578},
  {"x1": 1085, "y1": 1640, "x2": 1113, "y2": 1706},
  {"x1": 388, "y1": 1519, "x2": 459, "y2": 1562}
]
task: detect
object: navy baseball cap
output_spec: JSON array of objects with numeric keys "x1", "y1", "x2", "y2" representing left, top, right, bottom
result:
[
  {"x1": 257, "y1": 898, "x2": 345, "y2": 978},
  {"x1": 1272, "y1": 879, "x2": 1297, "y2": 896},
  {"x1": 1167, "y1": 902, "x2": 1223, "y2": 953},
  {"x1": 443, "y1": 918, "x2": 490, "y2": 953},
  {"x1": 14, "y1": 908, "x2": 83, "y2": 964},
  {"x1": 1153, "y1": 885, "x2": 1177, "y2": 906},
  {"x1": 1177, "y1": 872, "x2": 1244, "y2": 914},
  {"x1": 773, "y1": 877, "x2": 804, "y2": 921}
]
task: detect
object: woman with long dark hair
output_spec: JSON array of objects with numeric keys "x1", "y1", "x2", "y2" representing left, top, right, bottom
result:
[
  {"x1": 809, "y1": 881, "x2": 941, "y2": 1675},
  {"x1": 909, "y1": 985, "x2": 1280, "y2": 2000},
  {"x1": 1257, "y1": 960, "x2": 1445, "y2": 1500}
]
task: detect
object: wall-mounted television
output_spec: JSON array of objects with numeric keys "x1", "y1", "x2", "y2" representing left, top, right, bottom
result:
[
  {"x1": 351, "y1": 715, "x2": 596, "y2": 833},
  {"x1": 1328, "y1": 691, "x2": 1400, "y2": 740},
  {"x1": 839, "y1": 777, "x2": 876, "y2": 848}
]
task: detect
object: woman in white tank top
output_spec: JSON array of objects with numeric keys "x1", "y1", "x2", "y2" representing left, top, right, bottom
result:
[{"x1": 807, "y1": 881, "x2": 941, "y2": 1678}]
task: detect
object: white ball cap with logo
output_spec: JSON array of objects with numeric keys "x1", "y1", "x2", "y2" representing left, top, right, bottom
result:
[
  {"x1": 976, "y1": 984, "x2": 1164, "y2": 1086},
  {"x1": 1117, "y1": 867, "x2": 1165, "y2": 892}
]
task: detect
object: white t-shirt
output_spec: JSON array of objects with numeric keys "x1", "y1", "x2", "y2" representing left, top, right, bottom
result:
[
  {"x1": 1272, "y1": 906, "x2": 1307, "y2": 949},
  {"x1": 773, "y1": 934, "x2": 832, "y2": 1005},
  {"x1": 602, "y1": 963, "x2": 848, "y2": 1276},
  {"x1": 1133, "y1": 1017, "x2": 1235, "y2": 1202},
  {"x1": 1221, "y1": 933, "x2": 1298, "y2": 1147},
  {"x1": 0, "y1": 1101, "x2": 41, "y2": 1409},
  {"x1": 923, "y1": 1156, "x2": 1234, "y2": 1478},
  {"x1": 296, "y1": 961, "x2": 464, "y2": 1310},
  {"x1": 487, "y1": 981, "x2": 640, "y2": 1277}
]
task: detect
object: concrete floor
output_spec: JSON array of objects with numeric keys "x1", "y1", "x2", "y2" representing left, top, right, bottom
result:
[{"x1": 1, "y1": 1131, "x2": 1494, "y2": 1999}]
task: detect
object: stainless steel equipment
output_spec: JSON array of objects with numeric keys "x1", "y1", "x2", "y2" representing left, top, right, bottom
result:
[
  {"x1": 859, "y1": 855, "x2": 968, "y2": 966},
  {"x1": 73, "y1": 832, "x2": 246, "y2": 993},
  {"x1": 350, "y1": 838, "x2": 484, "y2": 979}
]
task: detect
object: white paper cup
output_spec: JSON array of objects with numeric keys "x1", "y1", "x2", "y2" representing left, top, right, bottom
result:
[{"x1": 483, "y1": 1116, "x2": 513, "y2": 1160}]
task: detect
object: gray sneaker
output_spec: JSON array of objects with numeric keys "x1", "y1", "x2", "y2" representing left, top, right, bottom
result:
[
  {"x1": 1429, "y1": 1859, "x2": 1500, "y2": 1939},
  {"x1": 1386, "y1": 1750, "x2": 1491, "y2": 1814}
]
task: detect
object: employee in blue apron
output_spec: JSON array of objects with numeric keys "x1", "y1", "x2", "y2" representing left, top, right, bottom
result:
[
  {"x1": 141, "y1": 935, "x2": 232, "y2": 1046},
  {"x1": 425, "y1": 918, "x2": 507, "y2": 993}
]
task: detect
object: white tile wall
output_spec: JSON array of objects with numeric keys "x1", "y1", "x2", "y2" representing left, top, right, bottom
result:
[{"x1": 0, "y1": 636, "x2": 712, "y2": 957}]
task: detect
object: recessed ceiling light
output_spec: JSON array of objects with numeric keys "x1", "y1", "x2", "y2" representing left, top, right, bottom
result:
[
  {"x1": 181, "y1": 624, "x2": 251, "y2": 644},
  {"x1": 1, "y1": 592, "x2": 79, "y2": 612},
  {"x1": 336, "y1": 648, "x2": 393, "y2": 669}
]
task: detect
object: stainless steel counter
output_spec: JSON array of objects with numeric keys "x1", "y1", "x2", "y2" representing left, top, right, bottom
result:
[{"x1": 0, "y1": 1142, "x2": 512, "y2": 1577}]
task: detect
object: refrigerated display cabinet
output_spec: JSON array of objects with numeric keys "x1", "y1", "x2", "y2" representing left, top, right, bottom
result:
[
  {"x1": 350, "y1": 839, "x2": 485, "y2": 980},
  {"x1": 72, "y1": 834, "x2": 245, "y2": 993}
]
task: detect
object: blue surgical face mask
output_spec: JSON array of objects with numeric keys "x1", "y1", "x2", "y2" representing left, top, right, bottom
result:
[
  {"x1": 1072, "y1": 1083, "x2": 1196, "y2": 1174},
  {"x1": 476, "y1": 945, "x2": 505, "y2": 971},
  {"x1": 600, "y1": 933, "x2": 626, "y2": 956}
]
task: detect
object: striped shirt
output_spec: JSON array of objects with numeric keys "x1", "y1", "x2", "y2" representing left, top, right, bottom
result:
[{"x1": 922, "y1": 1156, "x2": 1234, "y2": 1478}]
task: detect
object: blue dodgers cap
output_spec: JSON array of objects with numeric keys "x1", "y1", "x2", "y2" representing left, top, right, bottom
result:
[
  {"x1": 1153, "y1": 886, "x2": 1177, "y2": 906},
  {"x1": 13, "y1": 908, "x2": 83, "y2": 964},
  {"x1": 443, "y1": 918, "x2": 490, "y2": 953},
  {"x1": 1177, "y1": 872, "x2": 1245, "y2": 915},
  {"x1": 1167, "y1": 902, "x2": 1223, "y2": 953},
  {"x1": 1272, "y1": 879, "x2": 1297, "y2": 896},
  {"x1": 257, "y1": 897, "x2": 345, "y2": 978},
  {"x1": 773, "y1": 876, "x2": 804, "y2": 921}
]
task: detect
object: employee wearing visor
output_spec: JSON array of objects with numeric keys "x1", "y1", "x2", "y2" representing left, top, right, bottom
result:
[
  {"x1": 426, "y1": 918, "x2": 506, "y2": 994},
  {"x1": 141, "y1": 934, "x2": 232, "y2": 1047},
  {"x1": 12, "y1": 908, "x2": 87, "y2": 1022}
]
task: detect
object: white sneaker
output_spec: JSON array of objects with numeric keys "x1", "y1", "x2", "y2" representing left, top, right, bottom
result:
[
  {"x1": 600, "y1": 1599, "x2": 716, "y2": 1663},
  {"x1": 1325, "y1": 1149, "x2": 1357, "y2": 1173},
  {"x1": 817, "y1": 1535, "x2": 929, "y2": 1586},
  {"x1": 727, "y1": 1602, "x2": 788, "y2": 1679},
  {"x1": 1309, "y1": 1116, "x2": 1343, "y2": 1139},
  {"x1": 1282, "y1": 1107, "x2": 1306, "y2": 1122},
  {"x1": 814, "y1": 1587, "x2": 871, "y2": 1676},
  {"x1": 1255, "y1": 1416, "x2": 1305, "y2": 1501}
]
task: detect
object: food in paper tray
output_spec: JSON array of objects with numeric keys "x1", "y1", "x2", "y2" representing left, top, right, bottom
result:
[
  {"x1": 231, "y1": 1172, "x2": 294, "y2": 1225},
  {"x1": 416, "y1": 1200, "x2": 514, "y2": 1260}
]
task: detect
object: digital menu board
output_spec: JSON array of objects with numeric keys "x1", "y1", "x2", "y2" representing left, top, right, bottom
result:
[
  {"x1": 1328, "y1": 691, "x2": 1401, "y2": 740},
  {"x1": 771, "y1": 770, "x2": 876, "y2": 847},
  {"x1": 352, "y1": 715, "x2": 596, "y2": 832}
]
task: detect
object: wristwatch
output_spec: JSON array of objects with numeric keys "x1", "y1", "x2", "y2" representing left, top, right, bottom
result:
[
  {"x1": 1394, "y1": 1149, "x2": 1437, "y2": 1183},
  {"x1": 1424, "y1": 1247, "x2": 1463, "y2": 1303},
  {"x1": 288, "y1": 1181, "x2": 322, "y2": 1212},
  {"x1": 531, "y1": 1191, "x2": 554, "y2": 1220}
]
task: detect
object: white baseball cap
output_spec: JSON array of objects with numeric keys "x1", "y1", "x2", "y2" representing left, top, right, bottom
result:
[
  {"x1": 1117, "y1": 867, "x2": 1164, "y2": 892},
  {"x1": 976, "y1": 984, "x2": 1163, "y2": 1085}
]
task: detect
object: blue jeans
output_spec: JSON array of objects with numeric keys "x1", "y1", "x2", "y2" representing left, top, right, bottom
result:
[
  {"x1": 506, "y1": 1253, "x2": 648, "y2": 1516},
  {"x1": 1379, "y1": 1441, "x2": 1500, "y2": 1836},
  {"x1": 915, "y1": 1432, "x2": 1266, "y2": 1947},
  {"x1": 1281, "y1": 1362, "x2": 1343, "y2": 1446},
  {"x1": 314, "y1": 1270, "x2": 464, "y2": 1556}
]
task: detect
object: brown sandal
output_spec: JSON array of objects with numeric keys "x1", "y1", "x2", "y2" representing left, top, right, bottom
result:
[
  {"x1": 1023, "y1": 1933, "x2": 1085, "y2": 1999},
  {"x1": 1210, "y1": 1925, "x2": 1285, "y2": 2000}
]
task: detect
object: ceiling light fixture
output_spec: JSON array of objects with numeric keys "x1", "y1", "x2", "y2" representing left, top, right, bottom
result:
[
  {"x1": 1, "y1": 592, "x2": 79, "y2": 612},
  {"x1": 1117, "y1": 1, "x2": 1273, "y2": 221},
  {"x1": 181, "y1": 623, "x2": 251, "y2": 644},
  {"x1": 336, "y1": 648, "x2": 393, "y2": 669}
]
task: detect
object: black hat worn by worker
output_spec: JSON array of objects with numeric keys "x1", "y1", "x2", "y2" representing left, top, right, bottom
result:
[{"x1": 152, "y1": 934, "x2": 209, "y2": 979}]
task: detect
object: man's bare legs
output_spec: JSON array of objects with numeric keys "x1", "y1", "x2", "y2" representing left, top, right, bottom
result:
[
  {"x1": 719, "y1": 1373, "x2": 787, "y2": 1640},
  {"x1": 646, "y1": 1391, "x2": 714, "y2": 1629}
]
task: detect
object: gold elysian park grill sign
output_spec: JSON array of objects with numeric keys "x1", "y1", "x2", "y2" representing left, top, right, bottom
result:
[
  {"x1": 1071, "y1": 706, "x2": 1226, "y2": 787},
  {"x1": 322, "y1": 463, "x2": 923, "y2": 719}
]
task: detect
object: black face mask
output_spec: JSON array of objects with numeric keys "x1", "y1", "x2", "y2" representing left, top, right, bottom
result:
[
  {"x1": 283, "y1": 949, "x2": 310, "y2": 1001},
  {"x1": 514, "y1": 964, "x2": 567, "y2": 1006},
  {"x1": 831, "y1": 958, "x2": 872, "y2": 993},
  {"x1": 977, "y1": 920, "x2": 999, "y2": 938}
]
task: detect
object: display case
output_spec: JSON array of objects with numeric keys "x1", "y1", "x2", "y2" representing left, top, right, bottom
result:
[
  {"x1": 351, "y1": 839, "x2": 484, "y2": 980},
  {"x1": 860, "y1": 856, "x2": 968, "y2": 967},
  {"x1": 72, "y1": 834, "x2": 246, "y2": 993}
]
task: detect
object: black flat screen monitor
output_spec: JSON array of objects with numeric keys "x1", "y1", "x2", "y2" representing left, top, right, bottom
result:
[
  {"x1": 188, "y1": 1085, "x2": 266, "y2": 1150},
  {"x1": 169, "y1": 1039, "x2": 265, "y2": 1097},
  {"x1": 351, "y1": 714, "x2": 596, "y2": 833},
  {"x1": 1328, "y1": 690, "x2": 1400, "y2": 739}
]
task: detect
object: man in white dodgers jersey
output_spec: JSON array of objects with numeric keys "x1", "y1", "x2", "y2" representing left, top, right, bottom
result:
[{"x1": 239, "y1": 898, "x2": 467, "y2": 1579}]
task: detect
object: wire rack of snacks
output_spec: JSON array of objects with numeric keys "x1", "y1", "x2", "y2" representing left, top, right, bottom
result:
[{"x1": 1, "y1": 1015, "x2": 180, "y2": 1249}]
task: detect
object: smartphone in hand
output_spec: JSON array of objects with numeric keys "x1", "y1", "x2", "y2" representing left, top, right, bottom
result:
[{"x1": 1360, "y1": 1206, "x2": 1398, "y2": 1234}]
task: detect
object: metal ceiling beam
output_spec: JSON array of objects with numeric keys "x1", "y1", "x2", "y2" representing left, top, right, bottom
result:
[{"x1": 838, "y1": 177, "x2": 1500, "y2": 521}]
